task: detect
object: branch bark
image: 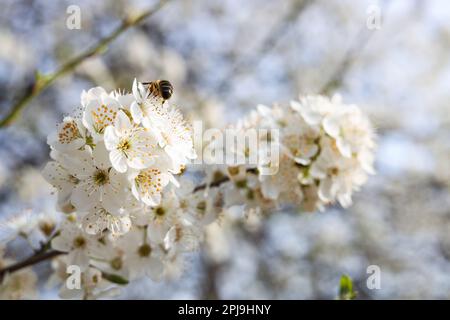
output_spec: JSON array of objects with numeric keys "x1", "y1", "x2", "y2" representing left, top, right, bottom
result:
[
  {"x1": 193, "y1": 175, "x2": 230, "y2": 193},
  {"x1": 193, "y1": 168, "x2": 258, "y2": 193},
  {"x1": 0, "y1": 250, "x2": 63, "y2": 282}
]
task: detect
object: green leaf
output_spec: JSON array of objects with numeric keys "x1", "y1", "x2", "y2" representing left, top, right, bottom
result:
[
  {"x1": 338, "y1": 274, "x2": 357, "y2": 300},
  {"x1": 102, "y1": 272, "x2": 129, "y2": 285}
]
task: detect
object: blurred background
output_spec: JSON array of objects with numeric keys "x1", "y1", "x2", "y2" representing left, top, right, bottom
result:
[{"x1": 0, "y1": 0, "x2": 449, "y2": 299}]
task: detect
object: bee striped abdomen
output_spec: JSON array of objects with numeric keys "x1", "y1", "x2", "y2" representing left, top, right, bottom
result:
[
  {"x1": 144, "y1": 80, "x2": 173, "y2": 101},
  {"x1": 158, "y1": 80, "x2": 173, "y2": 100}
]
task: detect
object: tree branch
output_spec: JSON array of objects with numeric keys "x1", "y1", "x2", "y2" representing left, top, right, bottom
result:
[
  {"x1": 193, "y1": 175, "x2": 230, "y2": 193},
  {"x1": 193, "y1": 168, "x2": 258, "y2": 193},
  {"x1": 320, "y1": 28, "x2": 374, "y2": 95},
  {"x1": 0, "y1": 250, "x2": 63, "y2": 282},
  {"x1": 215, "y1": 0, "x2": 313, "y2": 94},
  {"x1": 320, "y1": 0, "x2": 392, "y2": 95},
  {"x1": 0, "y1": 0, "x2": 169, "y2": 128}
]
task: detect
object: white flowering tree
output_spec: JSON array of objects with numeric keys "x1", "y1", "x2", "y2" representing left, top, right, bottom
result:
[{"x1": 0, "y1": 77, "x2": 375, "y2": 299}]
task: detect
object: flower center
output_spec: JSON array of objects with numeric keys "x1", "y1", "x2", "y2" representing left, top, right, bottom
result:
[
  {"x1": 73, "y1": 236, "x2": 86, "y2": 249},
  {"x1": 180, "y1": 200, "x2": 191, "y2": 210},
  {"x1": 91, "y1": 104, "x2": 117, "y2": 133},
  {"x1": 136, "y1": 169, "x2": 162, "y2": 194},
  {"x1": 196, "y1": 201, "x2": 206, "y2": 212},
  {"x1": 39, "y1": 221, "x2": 55, "y2": 237},
  {"x1": 227, "y1": 167, "x2": 239, "y2": 176},
  {"x1": 235, "y1": 180, "x2": 247, "y2": 189},
  {"x1": 155, "y1": 207, "x2": 165, "y2": 216},
  {"x1": 137, "y1": 244, "x2": 152, "y2": 257},
  {"x1": 58, "y1": 121, "x2": 80, "y2": 144},
  {"x1": 118, "y1": 138, "x2": 131, "y2": 152},
  {"x1": 110, "y1": 257, "x2": 123, "y2": 270},
  {"x1": 93, "y1": 169, "x2": 109, "y2": 186},
  {"x1": 328, "y1": 167, "x2": 339, "y2": 176}
]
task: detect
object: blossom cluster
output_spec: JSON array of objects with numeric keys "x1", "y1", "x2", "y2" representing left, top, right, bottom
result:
[
  {"x1": 214, "y1": 94, "x2": 376, "y2": 215},
  {"x1": 43, "y1": 79, "x2": 196, "y2": 236},
  {"x1": 40, "y1": 80, "x2": 219, "y2": 297},
  {"x1": 0, "y1": 80, "x2": 376, "y2": 299}
]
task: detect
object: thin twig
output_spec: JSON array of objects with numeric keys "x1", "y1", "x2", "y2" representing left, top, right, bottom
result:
[
  {"x1": 319, "y1": 28, "x2": 375, "y2": 95},
  {"x1": 193, "y1": 168, "x2": 258, "y2": 193},
  {"x1": 0, "y1": 0, "x2": 169, "y2": 128},
  {"x1": 0, "y1": 250, "x2": 63, "y2": 282},
  {"x1": 193, "y1": 175, "x2": 230, "y2": 193},
  {"x1": 215, "y1": 0, "x2": 313, "y2": 94},
  {"x1": 320, "y1": 0, "x2": 392, "y2": 95}
]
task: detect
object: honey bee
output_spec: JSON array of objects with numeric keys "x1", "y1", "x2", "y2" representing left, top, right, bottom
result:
[{"x1": 142, "y1": 80, "x2": 173, "y2": 102}]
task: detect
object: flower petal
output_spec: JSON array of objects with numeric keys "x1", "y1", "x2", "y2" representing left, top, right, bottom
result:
[
  {"x1": 109, "y1": 149, "x2": 127, "y2": 173},
  {"x1": 130, "y1": 102, "x2": 143, "y2": 124},
  {"x1": 114, "y1": 110, "x2": 132, "y2": 133},
  {"x1": 104, "y1": 126, "x2": 119, "y2": 151}
]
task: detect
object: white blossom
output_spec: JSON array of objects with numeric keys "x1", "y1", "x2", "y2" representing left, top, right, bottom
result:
[
  {"x1": 49, "y1": 255, "x2": 120, "y2": 300},
  {"x1": 322, "y1": 103, "x2": 375, "y2": 159},
  {"x1": 51, "y1": 219, "x2": 104, "y2": 270},
  {"x1": 47, "y1": 116, "x2": 86, "y2": 152},
  {"x1": 218, "y1": 94, "x2": 376, "y2": 213},
  {"x1": 81, "y1": 204, "x2": 131, "y2": 236},
  {"x1": 116, "y1": 228, "x2": 164, "y2": 280},
  {"x1": 42, "y1": 159, "x2": 78, "y2": 213},
  {"x1": 104, "y1": 110, "x2": 158, "y2": 173},
  {"x1": 62, "y1": 145, "x2": 127, "y2": 214},
  {"x1": 82, "y1": 91, "x2": 120, "y2": 141},
  {"x1": 129, "y1": 154, "x2": 176, "y2": 206}
]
